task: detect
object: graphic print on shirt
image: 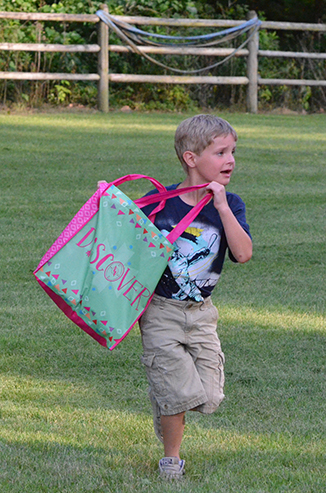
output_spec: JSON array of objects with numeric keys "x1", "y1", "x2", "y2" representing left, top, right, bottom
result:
[{"x1": 162, "y1": 221, "x2": 221, "y2": 301}]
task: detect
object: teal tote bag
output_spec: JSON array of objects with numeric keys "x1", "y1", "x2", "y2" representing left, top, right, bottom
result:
[{"x1": 34, "y1": 175, "x2": 210, "y2": 350}]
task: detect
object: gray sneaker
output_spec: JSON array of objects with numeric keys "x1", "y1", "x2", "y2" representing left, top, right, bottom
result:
[
  {"x1": 149, "y1": 389, "x2": 163, "y2": 443},
  {"x1": 159, "y1": 457, "x2": 185, "y2": 480}
]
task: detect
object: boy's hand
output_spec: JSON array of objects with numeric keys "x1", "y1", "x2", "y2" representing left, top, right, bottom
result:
[
  {"x1": 206, "y1": 181, "x2": 229, "y2": 213},
  {"x1": 97, "y1": 180, "x2": 107, "y2": 188}
]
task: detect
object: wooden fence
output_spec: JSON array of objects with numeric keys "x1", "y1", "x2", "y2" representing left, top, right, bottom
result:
[{"x1": 0, "y1": 6, "x2": 326, "y2": 113}]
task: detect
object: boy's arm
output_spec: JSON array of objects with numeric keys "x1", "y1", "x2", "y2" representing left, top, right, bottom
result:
[{"x1": 206, "y1": 181, "x2": 252, "y2": 264}]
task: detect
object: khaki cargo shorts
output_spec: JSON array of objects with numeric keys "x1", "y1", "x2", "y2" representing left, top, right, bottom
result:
[{"x1": 139, "y1": 294, "x2": 225, "y2": 416}]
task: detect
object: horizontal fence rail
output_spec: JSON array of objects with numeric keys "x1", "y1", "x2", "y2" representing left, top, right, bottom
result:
[
  {"x1": 0, "y1": 43, "x2": 100, "y2": 52},
  {"x1": 0, "y1": 72, "x2": 100, "y2": 81},
  {"x1": 0, "y1": 8, "x2": 325, "y2": 112},
  {"x1": 0, "y1": 12, "x2": 99, "y2": 22},
  {"x1": 108, "y1": 74, "x2": 249, "y2": 84}
]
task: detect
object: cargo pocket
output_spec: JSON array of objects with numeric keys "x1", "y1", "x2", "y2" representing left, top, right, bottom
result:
[
  {"x1": 217, "y1": 351, "x2": 225, "y2": 392},
  {"x1": 213, "y1": 352, "x2": 225, "y2": 407},
  {"x1": 141, "y1": 353, "x2": 167, "y2": 396}
]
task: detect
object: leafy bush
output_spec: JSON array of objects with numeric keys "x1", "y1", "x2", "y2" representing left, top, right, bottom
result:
[{"x1": 0, "y1": 0, "x2": 325, "y2": 111}]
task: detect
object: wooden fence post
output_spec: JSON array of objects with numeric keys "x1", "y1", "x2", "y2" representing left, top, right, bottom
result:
[
  {"x1": 246, "y1": 10, "x2": 259, "y2": 113},
  {"x1": 97, "y1": 3, "x2": 109, "y2": 112}
]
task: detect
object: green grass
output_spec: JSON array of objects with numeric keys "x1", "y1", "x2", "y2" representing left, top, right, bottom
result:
[{"x1": 0, "y1": 109, "x2": 325, "y2": 492}]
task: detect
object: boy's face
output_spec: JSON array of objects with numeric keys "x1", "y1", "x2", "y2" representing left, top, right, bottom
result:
[{"x1": 188, "y1": 134, "x2": 236, "y2": 186}]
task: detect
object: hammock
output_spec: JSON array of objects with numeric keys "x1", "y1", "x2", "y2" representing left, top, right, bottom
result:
[{"x1": 96, "y1": 10, "x2": 261, "y2": 74}]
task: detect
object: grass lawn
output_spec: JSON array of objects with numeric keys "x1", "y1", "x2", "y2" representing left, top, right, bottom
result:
[{"x1": 0, "y1": 109, "x2": 325, "y2": 492}]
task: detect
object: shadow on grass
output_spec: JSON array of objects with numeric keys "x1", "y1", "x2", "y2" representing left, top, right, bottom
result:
[
  {"x1": 1, "y1": 303, "x2": 325, "y2": 436},
  {"x1": 0, "y1": 422, "x2": 325, "y2": 492},
  {"x1": 0, "y1": 437, "x2": 164, "y2": 493}
]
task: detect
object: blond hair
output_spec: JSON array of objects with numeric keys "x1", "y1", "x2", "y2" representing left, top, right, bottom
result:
[{"x1": 174, "y1": 114, "x2": 238, "y2": 172}]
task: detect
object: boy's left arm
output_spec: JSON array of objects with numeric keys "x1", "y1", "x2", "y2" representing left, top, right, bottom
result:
[{"x1": 206, "y1": 181, "x2": 252, "y2": 264}]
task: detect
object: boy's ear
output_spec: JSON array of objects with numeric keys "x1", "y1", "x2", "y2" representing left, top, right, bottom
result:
[{"x1": 183, "y1": 150, "x2": 197, "y2": 168}]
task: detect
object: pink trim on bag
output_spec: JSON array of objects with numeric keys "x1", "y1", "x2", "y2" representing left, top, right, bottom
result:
[
  {"x1": 36, "y1": 278, "x2": 108, "y2": 347},
  {"x1": 34, "y1": 187, "x2": 103, "y2": 272},
  {"x1": 36, "y1": 278, "x2": 154, "y2": 351}
]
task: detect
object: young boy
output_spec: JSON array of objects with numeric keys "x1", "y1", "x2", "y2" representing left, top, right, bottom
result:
[{"x1": 139, "y1": 114, "x2": 252, "y2": 479}]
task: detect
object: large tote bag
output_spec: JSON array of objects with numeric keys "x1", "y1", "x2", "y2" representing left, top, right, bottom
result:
[{"x1": 34, "y1": 174, "x2": 211, "y2": 350}]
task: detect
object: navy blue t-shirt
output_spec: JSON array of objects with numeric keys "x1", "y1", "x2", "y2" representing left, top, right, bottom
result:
[{"x1": 141, "y1": 184, "x2": 251, "y2": 302}]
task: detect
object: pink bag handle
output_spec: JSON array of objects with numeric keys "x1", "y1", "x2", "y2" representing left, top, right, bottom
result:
[
  {"x1": 104, "y1": 174, "x2": 213, "y2": 243},
  {"x1": 107, "y1": 173, "x2": 167, "y2": 193},
  {"x1": 104, "y1": 173, "x2": 168, "y2": 214},
  {"x1": 134, "y1": 182, "x2": 213, "y2": 244},
  {"x1": 166, "y1": 192, "x2": 212, "y2": 244},
  {"x1": 135, "y1": 182, "x2": 209, "y2": 216}
]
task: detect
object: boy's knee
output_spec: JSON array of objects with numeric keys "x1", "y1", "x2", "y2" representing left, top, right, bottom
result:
[
  {"x1": 195, "y1": 352, "x2": 225, "y2": 413},
  {"x1": 193, "y1": 390, "x2": 225, "y2": 414}
]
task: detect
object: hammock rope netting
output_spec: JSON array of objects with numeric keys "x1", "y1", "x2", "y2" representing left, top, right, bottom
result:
[{"x1": 96, "y1": 10, "x2": 261, "y2": 74}]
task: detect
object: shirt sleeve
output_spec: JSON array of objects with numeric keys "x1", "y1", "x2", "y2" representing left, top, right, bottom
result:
[{"x1": 226, "y1": 193, "x2": 251, "y2": 263}]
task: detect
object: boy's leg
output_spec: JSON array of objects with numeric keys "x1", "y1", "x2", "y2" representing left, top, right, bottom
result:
[
  {"x1": 161, "y1": 412, "x2": 186, "y2": 459},
  {"x1": 140, "y1": 295, "x2": 210, "y2": 478}
]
